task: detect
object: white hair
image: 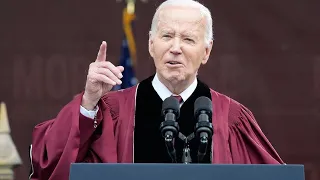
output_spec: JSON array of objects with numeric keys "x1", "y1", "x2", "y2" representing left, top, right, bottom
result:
[{"x1": 150, "y1": 0, "x2": 214, "y2": 46}]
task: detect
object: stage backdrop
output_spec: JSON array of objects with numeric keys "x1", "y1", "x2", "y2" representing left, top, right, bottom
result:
[{"x1": 0, "y1": 0, "x2": 319, "y2": 179}]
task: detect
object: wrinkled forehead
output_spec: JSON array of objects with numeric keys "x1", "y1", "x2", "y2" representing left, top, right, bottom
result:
[{"x1": 156, "y1": 6, "x2": 206, "y2": 34}]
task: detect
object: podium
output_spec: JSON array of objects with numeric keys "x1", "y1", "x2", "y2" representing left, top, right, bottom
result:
[{"x1": 70, "y1": 163, "x2": 305, "y2": 180}]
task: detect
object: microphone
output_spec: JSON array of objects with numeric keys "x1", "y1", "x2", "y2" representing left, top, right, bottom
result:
[
  {"x1": 159, "y1": 96, "x2": 180, "y2": 163},
  {"x1": 194, "y1": 96, "x2": 213, "y2": 163}
]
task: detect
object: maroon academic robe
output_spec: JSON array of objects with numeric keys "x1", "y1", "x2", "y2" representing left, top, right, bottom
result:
[{"x1": 29, "y1": 85, "x2": 284, "y2": 180}]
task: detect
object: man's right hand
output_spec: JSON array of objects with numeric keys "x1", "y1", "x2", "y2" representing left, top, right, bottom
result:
[{"x1": 81, "y1": 41, "x2": 124, "y2": 110}]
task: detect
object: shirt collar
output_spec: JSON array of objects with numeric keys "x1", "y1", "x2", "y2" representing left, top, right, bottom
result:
[{"x1": 152, "y1": 73, "x2": 197, "y2": 102}]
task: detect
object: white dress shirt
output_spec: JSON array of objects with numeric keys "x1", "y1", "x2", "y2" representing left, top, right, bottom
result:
[
  {"x1": 151, "y1": 73, "x2": 197, "y2": 104},
  {"x1": 80, "y1": 73, "x2": 197, "y2": 119}
]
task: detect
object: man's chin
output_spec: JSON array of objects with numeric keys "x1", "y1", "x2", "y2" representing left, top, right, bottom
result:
[
  {"x1": 157, "y1": 69, "x2": 186, "y2": 82},
  {"x1": 163, "y1": 74, "x2": 185, "y2": 84}
]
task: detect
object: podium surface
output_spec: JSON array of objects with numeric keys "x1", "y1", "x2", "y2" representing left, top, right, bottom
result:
[{"x1": 70, "y1": 163, "x2": 305, "y2": 180}]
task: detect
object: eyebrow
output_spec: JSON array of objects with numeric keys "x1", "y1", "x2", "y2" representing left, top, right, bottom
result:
[
  {"x1": 159, "y1": 28, "x2": 174, "y2": 34},
  {"x1": 160, "y1": 29, "x2": 198, "y2": 36},
  {"x1": 181, "y1": 31, "x2": 200, "y2": 40},
  {"x1": 158, "y1": 27, "x2": 200, "y2": 40},
  {"x1": 182, "y1": 32, "x2": 197, "y2": 37}
]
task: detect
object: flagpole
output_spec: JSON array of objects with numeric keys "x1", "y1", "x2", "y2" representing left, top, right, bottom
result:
[
  {"x1": 116, "y1": 0, "x2": 149, "y2": 14},
  {"x1": 113, "y1": 0, "x2": 143, "y2": 90},
  {"x1": 122, "y1": 0, "x2": 137, "y2": 68},
  {"x1": 126, "y1": 0, "x2": 135, "y2": 14}
]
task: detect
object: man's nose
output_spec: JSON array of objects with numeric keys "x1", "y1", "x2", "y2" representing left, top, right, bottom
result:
[{"x1": 170, "y1": 38, "x2": 182, "y2": 55}]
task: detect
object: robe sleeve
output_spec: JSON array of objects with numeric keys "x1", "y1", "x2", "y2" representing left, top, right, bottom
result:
[
  {"x1": 228, "y1": 101, "x2": 284, "y2": 164},
  {"x1": 29, "y1": 93, "x2": 107, "y2": 180}
]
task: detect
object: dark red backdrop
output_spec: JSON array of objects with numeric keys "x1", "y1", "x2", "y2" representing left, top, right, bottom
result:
[{"x1": 0, "y1": 0, "x2": 319, "y2": 179}]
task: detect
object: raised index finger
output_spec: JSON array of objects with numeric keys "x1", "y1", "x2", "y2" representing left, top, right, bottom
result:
[{"x1": 96, "y1": 41, "x2": 107, "y2": 62}]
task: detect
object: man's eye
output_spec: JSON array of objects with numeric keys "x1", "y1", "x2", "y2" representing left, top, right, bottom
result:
[{"x1": 185, "y1": 38, "x2": 194, "y2": 42}]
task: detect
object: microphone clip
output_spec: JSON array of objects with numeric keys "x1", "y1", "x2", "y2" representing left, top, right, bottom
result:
[
  {"x1": 160, "y1": 119, "x2": 179, "y2": 139},
  {"x1": 195, "y1": 118, "x2": 213, "y2": 139}
]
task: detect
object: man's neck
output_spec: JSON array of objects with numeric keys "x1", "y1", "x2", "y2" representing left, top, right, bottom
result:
[{"x1": 156, "y1": 73, "x2": 196, "y2": 95}]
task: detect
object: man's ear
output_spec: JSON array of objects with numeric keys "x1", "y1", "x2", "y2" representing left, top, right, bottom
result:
[
  {"x1": 202, "y1": 40, "x2": 213, "y2": 64},
  {"x1": 148, "y1": 31, "x2": 154, "y2": 58}
]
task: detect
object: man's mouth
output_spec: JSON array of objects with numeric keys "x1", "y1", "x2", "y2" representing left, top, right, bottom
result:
[{"x1": 166, "y1": 61, "x2": 182, "y2": 65}]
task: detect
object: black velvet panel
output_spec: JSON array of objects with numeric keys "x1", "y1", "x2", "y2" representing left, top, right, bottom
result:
[{"x1": 134, "y1": 75, "x2": 212, "y2": 163}]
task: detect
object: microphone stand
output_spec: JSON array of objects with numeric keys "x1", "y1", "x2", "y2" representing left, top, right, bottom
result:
[
  {"x1": 182, "y1": 141, "x2": 192, "y2": 164},
  {"x1": 159, "y1": 113, "x2": 179, "y2": 163},
  {"x1": 164, "y1": 132, "x2": 177, "y2": 163},
  {"x1": 195, "y1": 111, "x2": 213, "y2": 163},
  {"x1": 197, "y1": 132, "x2": 208, "y2": 162},
  {"x1": 179, "y1": 132, "x2": 194, "y2": 164},
  {"x1": 160, "y1": 96, "x2": 180, "y2": 163}
]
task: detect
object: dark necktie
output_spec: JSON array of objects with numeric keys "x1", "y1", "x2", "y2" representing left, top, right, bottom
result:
[{"x1": 172, "y1": 95, "x2": 183, "y2": 104}]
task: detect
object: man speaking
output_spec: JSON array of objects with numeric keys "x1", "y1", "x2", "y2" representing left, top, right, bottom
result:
[{"x1": 29, "y1": 0, "x2": 284, "y2": 179}]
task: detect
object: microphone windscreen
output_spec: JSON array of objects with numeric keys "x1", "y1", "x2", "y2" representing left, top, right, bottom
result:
[
  {"x1": 194, "y1": 96, "x2": 212, "y2": 117},
  {"x1": 162, "y1": 96, "x2": 180, "y2": 118}
]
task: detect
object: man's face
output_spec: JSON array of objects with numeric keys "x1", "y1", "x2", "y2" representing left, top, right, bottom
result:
[{"x1": 149, "y1": 6, "x2": 213, "y2": 84}]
